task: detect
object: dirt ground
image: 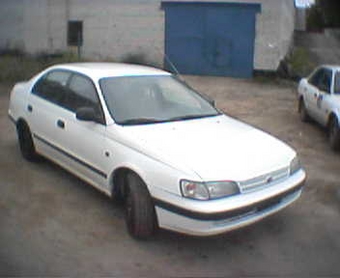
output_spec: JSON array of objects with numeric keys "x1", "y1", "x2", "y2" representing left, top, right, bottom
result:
[{"x1": 1, "y1": 76, "x2": 340, "y2": 276}]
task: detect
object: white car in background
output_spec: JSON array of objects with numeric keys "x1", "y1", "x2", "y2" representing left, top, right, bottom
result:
[
  {"x1": 9, "y1": 63, "x2": 306, "y2": 239},
  {"x1": 298, "y1": 65, "x2": 340, "y2": 150}
]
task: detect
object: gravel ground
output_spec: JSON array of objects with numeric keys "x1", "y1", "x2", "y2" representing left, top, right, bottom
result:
[{"x1": 1, "y1": 76, "x2": 340, "y2": 276}]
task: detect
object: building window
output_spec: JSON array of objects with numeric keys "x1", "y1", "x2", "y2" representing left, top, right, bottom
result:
[{"x1": 67, "y1": 21, "x2": 83, "y2": 46}]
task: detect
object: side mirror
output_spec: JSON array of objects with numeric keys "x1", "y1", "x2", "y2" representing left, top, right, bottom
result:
[{"x1": 76, "y1": 107, "x2": 98, "y2": 122}]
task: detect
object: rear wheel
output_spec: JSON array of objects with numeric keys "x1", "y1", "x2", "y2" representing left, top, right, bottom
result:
[
  {"x1": 16, "y1": 121, "x2": 39, "y2": 161},
  {"x1": 125, "y1": 172, "x2": 157, "y2": 239},
  {"x1": 329, "y1": 117, "x2": 340, "y2": 151},
  {"x1": 299, "y1": 98, "x2": 309, "y2": 122}
]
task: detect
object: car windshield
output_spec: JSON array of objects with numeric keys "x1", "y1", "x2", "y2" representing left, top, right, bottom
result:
[
  {"x1": 335, "y1": 72, "x2": 340, "y2": 95},
  {"x1": 100, "y1": 75, "x2": 220, "y2": 125}
]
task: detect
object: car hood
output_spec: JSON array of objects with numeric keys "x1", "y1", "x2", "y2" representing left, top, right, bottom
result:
[{"x1": 115, "y1": 115, "x2": 295, "y2": 181}]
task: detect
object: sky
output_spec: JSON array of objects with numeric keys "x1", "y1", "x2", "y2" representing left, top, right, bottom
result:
[{"x1": 295, "y1": 0, "x2": 315, "y2": 7}]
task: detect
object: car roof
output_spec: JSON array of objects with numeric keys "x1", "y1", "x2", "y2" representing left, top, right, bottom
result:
[
  {"x1": 319, "y1": 65, "x2": 340, "y2": 71},
  {"x1": 49, "y1": 62, "x2": 171, "y2": 80}
]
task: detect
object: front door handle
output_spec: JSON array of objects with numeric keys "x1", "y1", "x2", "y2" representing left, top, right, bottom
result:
[{"x1": 57, "y1": 119, "x2": 65, "y2": 129}]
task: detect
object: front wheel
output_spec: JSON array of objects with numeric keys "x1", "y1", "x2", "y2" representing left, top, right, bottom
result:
[
  {"x1": 299, "y1": 99, "x2": 309, "y2": 122},
  {"x1": 125, "y1": 172, "x2": 157, "y2": 239},
  {"x1": 329, "y1": 117, "x2": 340, "y2": 151}
]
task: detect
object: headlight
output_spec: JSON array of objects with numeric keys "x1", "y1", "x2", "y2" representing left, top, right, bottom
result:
[
  {"x1": 290, "y1": 156, "x2": 301, "y2": 175},
  {"x1": 180, "y1": 180, "x2": 240, "y2": 200}
]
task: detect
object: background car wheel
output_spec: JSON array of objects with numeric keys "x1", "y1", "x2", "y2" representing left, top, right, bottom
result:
[
  {"x1": 329, "y1": 117, "x2": 340, "y2": 151},
  {"x1": 17, "y1": 121, "x2": 39, "y2": 161},
  {"x1": 125, "y1": 172, "x2": 157, "y2": 239},
  {"x1": 299, "y1": 99, "x2": 309, "y2": 122}
]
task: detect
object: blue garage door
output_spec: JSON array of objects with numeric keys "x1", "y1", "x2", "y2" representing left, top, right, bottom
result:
[{"x1": 162, "y1": 2, "x2": 261, "y2": 78}]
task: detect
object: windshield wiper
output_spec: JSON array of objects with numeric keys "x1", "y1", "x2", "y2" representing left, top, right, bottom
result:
[
  {"x1": 119, "y1": 118, "x2": 165, "y2": 126},
  {"x1": 168, "y1": 113, "x2": 221, "y2": 122}
]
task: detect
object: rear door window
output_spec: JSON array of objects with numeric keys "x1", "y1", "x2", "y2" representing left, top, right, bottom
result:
[{"x1": 32, "y1": 70, "x2": 72, "y2": 105}]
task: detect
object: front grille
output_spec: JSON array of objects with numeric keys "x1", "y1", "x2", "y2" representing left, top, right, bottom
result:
[{"x1": 238, "y1": 167, "x2": 290, "y2": 193}]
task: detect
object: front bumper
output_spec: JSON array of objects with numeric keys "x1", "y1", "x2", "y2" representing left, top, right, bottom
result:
[{"x1": 154, "y1": 169, "x2": 306, "y2": 236}]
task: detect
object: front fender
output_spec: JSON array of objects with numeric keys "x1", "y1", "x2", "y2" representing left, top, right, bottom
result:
[
  {"x1": 8, "y1": 81, "x2": 31, "y2": 124},
  {"x1": 107, "y1": 146, "x2": 200, "y2": 200}
]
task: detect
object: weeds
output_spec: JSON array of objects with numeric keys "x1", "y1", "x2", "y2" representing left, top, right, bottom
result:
[
  {"x1": 0, "y1": 52, "x2": 84, "y2": 83},
  {"x1": 0, "y1": 50, "x2": 161, "y2": 84},
  {"x1": 286, "y1": 47, "x2": 316, "y2": 80}
]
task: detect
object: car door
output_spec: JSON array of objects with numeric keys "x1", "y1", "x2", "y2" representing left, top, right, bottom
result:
[
  {"x1": 304, "y1": 68, "x2": 324, "y2": 119},
  {"x1": 313, "y1": 69, "x2": 333, "y2": 126},
  {"x1": 57, "y1": 73, "x2": 110, "y2": 191},
  {"x1": 27, "y1": 70, "x2": 73, "y2": 157}
]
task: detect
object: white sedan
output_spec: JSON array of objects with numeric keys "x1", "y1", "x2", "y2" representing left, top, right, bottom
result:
[
  {"x1": 8, "y1": 63, "x2": 306, "y2": 238},
  {"x1": 298, "y1": 65, "x2": 340, "y2": 150}
]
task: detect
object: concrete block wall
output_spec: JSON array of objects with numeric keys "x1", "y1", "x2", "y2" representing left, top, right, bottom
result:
[
  {"x1": 0, "y1": 0, "x2": 295, "y2": 71},
  {"x1": 68, "y1": 0, "x2": 164, "y2": 66},
  {"x1": 0, "y1": 0, "x2": 24, "y2": 51}
]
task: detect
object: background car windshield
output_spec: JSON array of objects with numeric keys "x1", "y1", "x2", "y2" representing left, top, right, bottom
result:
[{"x1": 100, "y1": 75, "x2": 219, "y2": 125}]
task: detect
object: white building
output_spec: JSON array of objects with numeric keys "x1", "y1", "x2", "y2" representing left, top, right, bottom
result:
[{"x1": 0, "y1": 0, "x2": 297, "y2": 77}]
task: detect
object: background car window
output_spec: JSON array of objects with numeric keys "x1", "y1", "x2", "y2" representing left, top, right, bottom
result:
[
  {"x1": 309, "y1": 69, "x2": 324, "y2": 87},
  {"x1": 32, "y1": 70, "x2": 72, "y2": 105},
  {"x1": 318, "y1": 70, "x2": 332, "y2": 93},
  {"x1": 334, "y1": 72, "x2": 340, "y2": 94},
  {"x1": 308, "y1": 68, "x2": 332, "y2": 93}
]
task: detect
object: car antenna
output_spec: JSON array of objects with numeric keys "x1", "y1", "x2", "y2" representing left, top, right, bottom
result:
[
  {"x1": 156, "y1": 46, "x2": 216, "y2": 107},
  {"x1": 155, "y1": 46, "x2": 186, "y2": 83}
]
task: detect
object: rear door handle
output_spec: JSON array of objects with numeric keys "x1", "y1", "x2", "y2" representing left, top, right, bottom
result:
[
  {"x1": 27, "y1": 105, "x2": 33, "y2": 112},
  {"x1": 57, "y1": 119, "x2": 65, "y2": 129}
]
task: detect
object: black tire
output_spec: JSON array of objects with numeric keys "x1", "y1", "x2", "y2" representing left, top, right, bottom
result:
[
  {"x1": 16, "y1": 121, "x2": 39, "y2": 161},
  {"x1": 329, "y1": 117, "x2": 340, "y2": 151},
  {"x1": 125, "y1": 172, "x2": 157, "y2": 239},
  {"x1": 299, "y1": 99, "x2": 309, "y2": 122}
]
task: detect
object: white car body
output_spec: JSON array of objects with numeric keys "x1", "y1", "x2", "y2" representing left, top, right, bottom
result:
[
  {"x1": 298, "y1": 65, "x2": 340, "y2": 149},
  {"x1": 9, "y1": 63, "x2": 306, "y2": 237}
]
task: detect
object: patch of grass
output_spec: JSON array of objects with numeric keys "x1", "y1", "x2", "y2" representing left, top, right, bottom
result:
[
  {"x1": 253, "y1": 71, "x2": 280, "y2": 84},
  {"x1": 0, "y1": 52, "x2": 85, "y2": 83},
  {"x1": 286, "y1": 47, "x2": 316, "y2": 80},
  {"x1": 0, "y1": 51, "x2": 162, "y2": 84},
  {"x1": 0, "y1": 55, "x2": 41, "y2": 83}
]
